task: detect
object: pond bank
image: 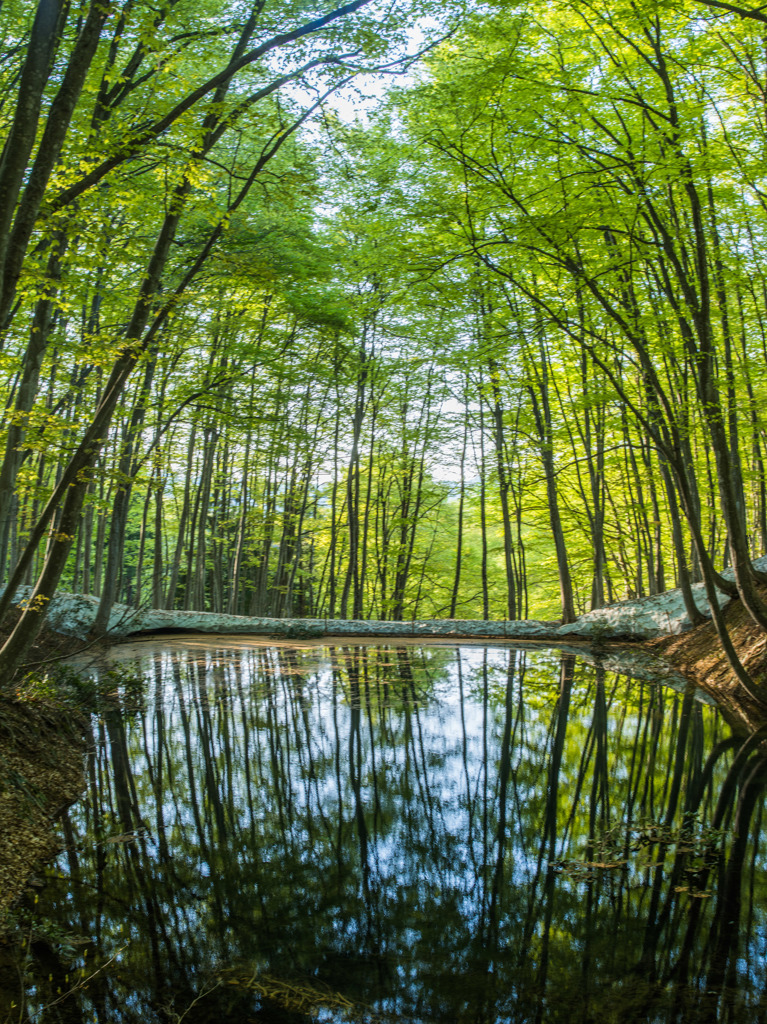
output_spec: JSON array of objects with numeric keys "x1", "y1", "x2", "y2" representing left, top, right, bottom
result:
[
  {"x1": 649, "y1": 589, "x2": 767, "y2": 733},
  {"x1": 0, "y1": 612, "x2": 102, "y2": 922},
  {"x1": 0, "y1": 695, "x2": 86, "y2": 919},
  {"x1": 2, "y1": 567, "x2": 767, "y2": 919}
]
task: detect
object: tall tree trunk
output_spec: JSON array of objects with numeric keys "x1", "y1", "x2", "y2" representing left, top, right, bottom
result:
[
  {"x1": 340, "y1": 344, "x2": 367, "y2": 619},
  {"x1": 488, "y1": 381, "x2": 517, "y2": 622},
  {"x1": 151, "y1": 464, "x2": 165, "y2": 609},
  {"x1": 166, "y1": 425, "x2": 197, "y2": 610},
  {"x1": 450, "y1": 398, "x2": 469, "y2": 619},
  {"x1": 522, "y1": 331, "x2": 576, "y2": 623},
  {"x1": 92, "y1": 351, "x2": 158, "y2": 633}
]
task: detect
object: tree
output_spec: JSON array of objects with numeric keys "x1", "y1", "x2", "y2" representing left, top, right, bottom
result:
[
  {"x1": 0, "y1": 0, "x2": 448, "y2": 676},
  {"x1": 391, "y1": 0, "x2": 767, "y2": 698}
]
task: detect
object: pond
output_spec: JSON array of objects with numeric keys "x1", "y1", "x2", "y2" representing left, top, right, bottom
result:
[{"x1": 9, "y1": 639, "x2": 767, "y2": 1023}]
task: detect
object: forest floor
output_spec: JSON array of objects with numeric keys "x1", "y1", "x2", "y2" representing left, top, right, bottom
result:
[
  {"x1": 648, "y1": 590, "x2": 767, "y2": 733},
  {"x1": 0, "y1": 615, "x2": 102, "y2": 923}
]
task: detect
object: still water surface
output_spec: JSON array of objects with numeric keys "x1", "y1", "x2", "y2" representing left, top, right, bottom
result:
[{"x1": 22, "y1": 640, "x2": 767, "y2": 1022}]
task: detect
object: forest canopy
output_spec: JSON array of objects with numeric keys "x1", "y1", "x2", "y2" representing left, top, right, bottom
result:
[{"x1": 1, "y1": 0, "x2": 767, "y2": 694}]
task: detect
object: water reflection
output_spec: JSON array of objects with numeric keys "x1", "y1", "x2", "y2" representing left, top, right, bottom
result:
[{"x1": 18, "y1": 642, "x2": 767, "y2": 1022}]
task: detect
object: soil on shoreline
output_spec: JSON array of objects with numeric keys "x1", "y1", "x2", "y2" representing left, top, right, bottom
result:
[
  {"x1": 647, "y1": 593, "x2": 767, "y2": 734},
  {"x1": 0, "y1": 615, "x2": 101, "y2": 921},
  {"x1": 0, "y1": 696, "x2": 87, "y2": 918}
]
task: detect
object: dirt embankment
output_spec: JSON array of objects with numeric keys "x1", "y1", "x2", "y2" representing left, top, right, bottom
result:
[
  {"x1": 648, "y1": 594, "x2": 767, "y2": 734},
  {"x1": 0, "y1": 616, "x2": 98, "y2": 918},
  {"x1": 0, "y1": 697, "x2": 87, "y2": 916}
]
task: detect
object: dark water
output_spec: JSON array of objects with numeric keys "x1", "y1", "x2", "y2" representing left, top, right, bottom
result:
[{"x1": 12, "y1": 640, "x2": 767, "y2": 1023}]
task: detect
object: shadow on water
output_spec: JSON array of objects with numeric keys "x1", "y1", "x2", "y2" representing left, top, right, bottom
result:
[{"x1": 5, "y1": 641, "x2": 767, "y2": 1023}]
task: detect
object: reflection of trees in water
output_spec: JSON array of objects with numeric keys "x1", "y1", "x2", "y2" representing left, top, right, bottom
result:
[{"x1": 31, "y1": 645, "x2": 767, "y2": 1023}]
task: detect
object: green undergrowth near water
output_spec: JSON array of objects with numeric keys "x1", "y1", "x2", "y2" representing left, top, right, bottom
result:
[{"x1": 14, "y1": 664, "x2": 147, "y2": 718}]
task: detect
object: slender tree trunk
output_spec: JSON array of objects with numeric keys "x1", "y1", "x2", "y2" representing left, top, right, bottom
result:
[
  {"x1": 340, "y1": 346, "x2": 367, "y2": 619},
  {"x1": 487, "y1": 381, "x2": 517, "y2": 621},
  {"x1": 151, "y1": 465, "x2": 165, "y2": 609},
  {"x1": 0, "y1": 476, "x2": 89, "y2": 677},
  {"x1": 227, "y1": 437, "x2": 251, "y2": 616},
  {"x1": 134, "y1": 484, "x2": 153, "y2": 609},
  {"x1": 478, "y1": 407, "x2": 489, "y2": 620},
  {"x1": 523, "y1": 335, "x2": 575, "y2": 623},
  {"x1": 166, "y1": 425, "x2": 197, "y2": 609},
  {"x1": 327, "y1": 402, "x2": 342, "y2": 619},
  {"x1": 92, "y1": 350, "x2": 158, "y2": 632},
  {"x1": 450, "y1": 401, "x2": 468, "y2": 619},
  {"x1": 0, "y1": 241, "x2": 67, "y2": 579}
]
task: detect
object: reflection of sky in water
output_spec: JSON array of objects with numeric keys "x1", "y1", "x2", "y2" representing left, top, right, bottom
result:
[{"x1": 30, "y1": 641, "x2": 767, "y2": 1023}]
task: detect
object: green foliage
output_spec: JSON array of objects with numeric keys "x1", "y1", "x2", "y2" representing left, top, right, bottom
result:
[{"x1": 3, "y1": 0, "x2": 767, "y2": 639}]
